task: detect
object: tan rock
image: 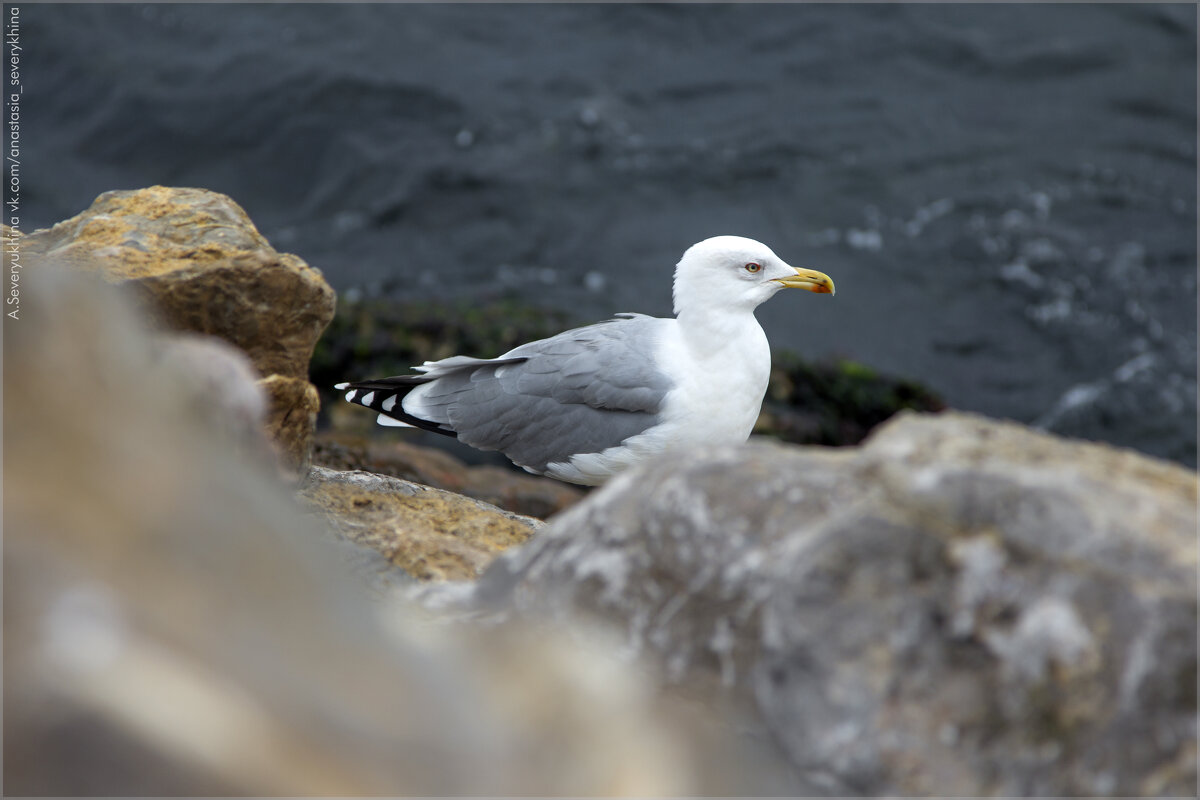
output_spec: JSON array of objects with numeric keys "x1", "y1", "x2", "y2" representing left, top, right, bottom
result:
[
  {"x1": 300, "y1": 466, "x2": 542, "y2": 581},
  {"x1": 259, "y1": 375, "x2": 320, "y2": 478},
  {"x1": 464, "y1": 463, "x2": 587, "y2": 519},
  {"x1": 313, "y1": 430, "x2": 586, "y2": 518},
  {"x1": 23, "y1": 186, "x2": 335, "y2": 472}
]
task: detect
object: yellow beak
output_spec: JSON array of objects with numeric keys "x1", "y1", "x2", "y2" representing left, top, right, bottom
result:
[{"x1": 773, "y1": 266, "x2": 836, "y2": 296}]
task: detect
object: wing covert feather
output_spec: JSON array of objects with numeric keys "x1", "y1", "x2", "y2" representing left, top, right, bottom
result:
[{"x1": 412, "y1": 315, "x2": 674, "y2": 471}]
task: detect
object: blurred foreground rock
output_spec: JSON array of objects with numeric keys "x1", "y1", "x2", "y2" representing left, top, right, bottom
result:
[
  {"x1": 22, "y1": 186, "x2": 336, "y2": 473},
  {"x1": 470, "y1": 412, "x2": 1198, "y2": 796},
  {"x1": 3, "y1": 268, "x2": 798, "y2": 796},
  {"x1": 300, "y1": 466, "x2": 542, "y2": 582},
  {"x1": 313, "y1": 430, "x2": 585, "y2": 519},
  {"x1": 149, "y1": 331, "x2": 272, "y2": 456}
]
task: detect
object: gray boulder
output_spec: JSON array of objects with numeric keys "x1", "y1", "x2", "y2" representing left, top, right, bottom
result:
[{"x1": 474, "y1": 412, "x2": 1198, "y2": 796}]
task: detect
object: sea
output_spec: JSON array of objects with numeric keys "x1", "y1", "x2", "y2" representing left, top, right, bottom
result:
[{"x1": 22, "y1": 3, "x2": 1198, "y2": 467}]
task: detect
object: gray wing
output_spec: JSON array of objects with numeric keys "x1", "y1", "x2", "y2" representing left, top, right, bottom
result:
[{"x1": 410, "y1": 314, "x2": 674, "y2": 472}]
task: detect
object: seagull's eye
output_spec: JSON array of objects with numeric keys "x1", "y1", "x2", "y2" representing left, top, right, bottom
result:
[{"x1": 744, "y1": 262, "x2": 762, "y2": 274}]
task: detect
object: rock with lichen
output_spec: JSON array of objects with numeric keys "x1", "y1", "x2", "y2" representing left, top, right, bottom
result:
[
  {"x1": 470, "y1": 411, "x2": 1198, "y2": 796},
  {"x1": 312, "y1": 430, "x2": 585, "y2": 519},
  {"x1": 22, "y1": 186, "x2": 336, "y2": 473},
  {"x1": 259, "y1": 375, "x2": 323, "y2": 473},
  {"x1": 299, "y1": 465, "x2": 543, "y2": 582}
]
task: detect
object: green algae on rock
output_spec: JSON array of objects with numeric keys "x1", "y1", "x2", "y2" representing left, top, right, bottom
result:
[
  {"x1": 311, "y1": 295, "x2": 572, "y2": 411},
  {"x1": 757, "y1": 352, "x2": 946, "y2": 447}
]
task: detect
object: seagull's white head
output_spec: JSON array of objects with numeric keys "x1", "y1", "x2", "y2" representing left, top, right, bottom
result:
[{"x1": 672, "y1": 235, "x2": 834, "y2": 317}]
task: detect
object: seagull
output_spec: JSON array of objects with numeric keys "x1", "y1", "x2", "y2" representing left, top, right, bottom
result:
[{"x1": 337, "y1": 236, "x2": 835, "y2": 485}]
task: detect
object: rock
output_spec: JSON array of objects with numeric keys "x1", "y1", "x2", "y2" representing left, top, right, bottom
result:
[
  {"x1": 299, "y1": 466, "x2": 543, "y2": 582},
  {"x1": 260, "y1": 375, "x2": 321, "y2": 475},
  {"x1": 312, "y1": 430, "x2": 586, "y2": 518},
  {"x1": 462, "y1": 463, "x2": 587, "y2": 519},
  {"x1": 23, "y1": 186, "x2": 336, "y2": 472},
  {"x1": 21, "y1": 186, "x2": 334, "y2": 381},
  {"x1": 473, "y1": 412, "x2": 1198, "y2": 796},
  {"x1": 149, "y1": 332, "x2": 271, "y2": 457},
  {"x1": 5, "y1": 266, "x2": 798, "y2": 796}
]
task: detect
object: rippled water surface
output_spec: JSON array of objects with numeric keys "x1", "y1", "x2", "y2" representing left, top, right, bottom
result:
[{"x1": 25, "y1": 4, "x2": 1197, "y2": 465}]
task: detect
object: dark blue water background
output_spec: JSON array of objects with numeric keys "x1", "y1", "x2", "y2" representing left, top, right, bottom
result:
[{"x1": 22, "y1": 4, "x2": 1198, "y2": 466}]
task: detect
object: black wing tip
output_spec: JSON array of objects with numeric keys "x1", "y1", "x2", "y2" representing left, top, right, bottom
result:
[{"x1": 337, "y1": 377, "x2": 459, "y2": 439}]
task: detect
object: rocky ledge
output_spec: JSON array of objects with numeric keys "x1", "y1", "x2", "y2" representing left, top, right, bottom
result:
[
  {"x1": 311, "y1": 429, "x2": 585, "y2": 519},
  {"x1": 10, "y1": 187, "x2": 1195, "y2": 796},
  {"x1": 300, "y1": 465, "x2": 543, "y2": 582}
]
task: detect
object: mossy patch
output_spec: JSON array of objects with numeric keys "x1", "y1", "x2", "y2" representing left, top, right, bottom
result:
[
  {"x1": 312, "y1": 296, "x2": 570, "y2": 386},
  {"x1": 758, "y1": 352, "x2": 946, "y2": 447}
]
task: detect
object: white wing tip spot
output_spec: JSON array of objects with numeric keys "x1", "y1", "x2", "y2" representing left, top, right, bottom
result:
[
  {"x1": 344, "y1": 389, "x2": 358, "y2": 402},
  {"x1": 334, "y1": 382, "x2": 350, "y2": 390},
  {"x1": 382, "y1": 394, "x2": 397, "y2": 412},
  {"x1": 361, "y1": 391, "x2": 376, "y2": 406}
]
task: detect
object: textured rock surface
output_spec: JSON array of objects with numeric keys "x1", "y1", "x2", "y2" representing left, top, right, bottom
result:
[
  {"x1": 474, "y1": 412, "x2": 1198, "y2": 796},
  {"x1": 23, "y1": 186, "x2": 336, "y2": 471},
  {"x1": 313, "y1": 430, "x2": 585, "y2": 519},
  {"x1": 5, "y1": 266, "x2": 797, "y2": 796},
  {"x1": 300, "y1": 466, "x2": 542, "y2": 582},
  {"x1": 260, "y1": 375, "x2": 322, "y2": 475}
]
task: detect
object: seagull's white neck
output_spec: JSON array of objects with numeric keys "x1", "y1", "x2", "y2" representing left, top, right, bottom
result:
[
  {"x1": 658, "y1": 288, "x2": 773, "y2": 450},
  {"x1": 672, "y1": 272, "x2": 773, "y2": 356},
  {"x1": 673, "y1": 302, "x2": 769, "y2": 363}
]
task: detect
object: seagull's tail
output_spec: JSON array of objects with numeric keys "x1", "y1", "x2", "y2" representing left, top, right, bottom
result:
[{"x1": 334, "y1": 375, "x2": 458, "y2": 437}]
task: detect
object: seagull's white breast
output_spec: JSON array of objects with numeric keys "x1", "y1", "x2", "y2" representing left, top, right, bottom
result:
[
  {"x1": 653, "y1": 314, "x2": 772, "y2": 445},
  {"x1": 541, "y1": 312, "x2": 771, "y2": 485}
]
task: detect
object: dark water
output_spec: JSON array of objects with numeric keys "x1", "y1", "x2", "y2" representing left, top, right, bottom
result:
[{"x1": 24, "y1": 4, "x2": 1198, "y2": 466}]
